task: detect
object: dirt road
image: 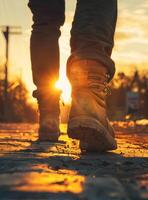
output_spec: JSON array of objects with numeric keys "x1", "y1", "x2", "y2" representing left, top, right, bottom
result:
[{"x1": 0, "y1": 122, "x2": 147, "y2": 200}]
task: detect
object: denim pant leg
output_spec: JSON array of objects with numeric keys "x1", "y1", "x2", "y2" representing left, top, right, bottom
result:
[
  {"x1": 68, "y1": 0, "x2": 117, "y2": 80},
  {"x1": 28, "y1": 0, "x2": 65, "y2": 93}
]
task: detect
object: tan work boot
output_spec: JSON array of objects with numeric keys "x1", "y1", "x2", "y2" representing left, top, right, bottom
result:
[
  {"x1": 33, "y1": 89, "x2": 61, "y2": 142},
  {"x1": 67, "y1": 60, "x2": 117, "y2": 152}
]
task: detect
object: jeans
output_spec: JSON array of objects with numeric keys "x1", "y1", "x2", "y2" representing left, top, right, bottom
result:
[{"x1": 28, "y1": 0, "x2": 117, "y2": 92}]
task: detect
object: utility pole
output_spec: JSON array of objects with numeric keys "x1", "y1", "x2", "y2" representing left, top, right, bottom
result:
[
  {"x1": 0, "y1": 26, "x2": 21, "y2": 121},
  {"x1": 3, "y1": 26, "x2": 9, "y2": 121}
]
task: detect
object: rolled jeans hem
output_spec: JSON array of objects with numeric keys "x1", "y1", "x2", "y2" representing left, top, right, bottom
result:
[{"x1": 67, "y1": 54, "x2": 115, "y2": 81}]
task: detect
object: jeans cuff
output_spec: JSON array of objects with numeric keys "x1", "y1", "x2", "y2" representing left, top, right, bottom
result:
[{"x1": 67, "y1": 54, "x2": 115, "y2": 81}]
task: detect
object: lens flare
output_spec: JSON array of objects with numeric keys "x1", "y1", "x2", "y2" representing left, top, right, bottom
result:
[{"x1": 55, "y1": 77, "x2": 71, "y2": 104}]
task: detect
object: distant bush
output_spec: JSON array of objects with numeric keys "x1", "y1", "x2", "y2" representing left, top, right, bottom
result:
[{"x1": 0, "y1": 79, "x2": 38, "y2": 122}]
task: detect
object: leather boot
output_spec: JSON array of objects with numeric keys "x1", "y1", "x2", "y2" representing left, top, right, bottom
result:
[
  {"x1": 67, "y1": 60, "x2": 117, "y2": 152},
  {"x1": 33, "y1": 88, "x2": 61, "y2": 142}
]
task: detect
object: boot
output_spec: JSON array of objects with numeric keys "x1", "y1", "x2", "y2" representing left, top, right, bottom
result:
[
  {"x1": 33, "y1": 89, "x2": 61, "y2": 142},
  {"x1": 67, "y1": 60, "x2": 117, "y2": 152}
]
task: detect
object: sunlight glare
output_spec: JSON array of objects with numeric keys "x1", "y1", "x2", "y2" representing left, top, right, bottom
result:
[{"x1": 55, "y1": 77, "x2": 72, "y2": 104}]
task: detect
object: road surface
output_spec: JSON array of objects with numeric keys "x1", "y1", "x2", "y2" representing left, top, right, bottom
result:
[{"x1": 0, "y1": 121, "x2": 147, "y2": 200}]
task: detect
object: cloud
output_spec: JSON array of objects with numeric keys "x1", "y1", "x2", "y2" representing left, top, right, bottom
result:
[{"x1": 113, "y1": 0, "x2": 148, "y2": 72}]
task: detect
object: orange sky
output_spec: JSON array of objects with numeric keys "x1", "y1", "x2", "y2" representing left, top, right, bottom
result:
[{"x1": 0, "y1": 0, "x2": 148, "y2": 100}]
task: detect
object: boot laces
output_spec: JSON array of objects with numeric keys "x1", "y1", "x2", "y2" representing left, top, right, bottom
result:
[
  {"x1": 88, "y1": 73, "x2": 111, "y2": 96},
  {"x1": 104, "y1": 74, "x2": 111, "y2": 96}
]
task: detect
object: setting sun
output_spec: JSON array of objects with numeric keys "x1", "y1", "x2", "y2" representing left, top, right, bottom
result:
[{"x1": 55, "y1": 76, "x2": 72, "y2": 104}]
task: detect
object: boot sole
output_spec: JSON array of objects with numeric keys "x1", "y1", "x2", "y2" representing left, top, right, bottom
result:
[{"x1": 68, "y1": 117, "x2": 117, "y2": 152}]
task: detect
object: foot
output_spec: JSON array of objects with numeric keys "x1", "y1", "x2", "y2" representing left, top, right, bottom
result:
[
  {"x1": 33, "y1": 89, "x2": 61, "y2": 142},
  {"x1": 67, "y1": 60, "x2": 117, "y2": 152},
  {"x1": 39, "y1": 113, "x2": 60, "y2": 142}
]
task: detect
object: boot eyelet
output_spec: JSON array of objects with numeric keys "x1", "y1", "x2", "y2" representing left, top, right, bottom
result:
[
  {"x1": 104, "y1": 81, "x2": 107, "y2": 86},
  {"x1": 106, "y1": 74, "x2": 110, "y2": 81},
  {"x1": 104, "y1": 87, "x2": 108, "y2": 94}
]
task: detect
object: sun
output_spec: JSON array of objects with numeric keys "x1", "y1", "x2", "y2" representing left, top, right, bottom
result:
[{"x1": 55, "y1": 76, "x2": 72, "y2": 104}]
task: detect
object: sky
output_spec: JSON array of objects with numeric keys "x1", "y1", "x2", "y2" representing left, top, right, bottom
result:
[{"x1": 0, "y1": 0, "x2": 148, "y2": 98}]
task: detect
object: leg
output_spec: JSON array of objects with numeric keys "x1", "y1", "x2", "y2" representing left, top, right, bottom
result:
[
  {"x1": 28, "y1": 0, "x2": 65, "y2": 89},
  {"x1": 28, "y1": 0, "x2": 65, "y2": 141},
  {"x1": 68, "y1": 0, "x2": 117, "y2": 79},
  {"x1": 67, "y1": 0, "x2": 117, "y2": 152}
]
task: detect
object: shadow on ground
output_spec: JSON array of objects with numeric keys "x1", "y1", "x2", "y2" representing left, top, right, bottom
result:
[{"x1": 0, "y1": 123, "x2": 147, "y2": 200}]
